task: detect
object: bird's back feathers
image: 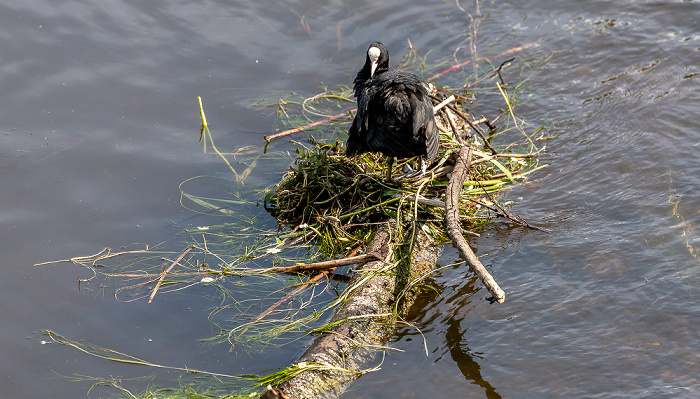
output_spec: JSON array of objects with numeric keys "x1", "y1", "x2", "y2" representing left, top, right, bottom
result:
[{"x1": 347, "y1": 69, "x2": 438, "y2": 159}]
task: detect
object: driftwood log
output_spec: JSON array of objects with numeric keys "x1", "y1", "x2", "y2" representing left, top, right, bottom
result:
[
  {"x1": 262, "y1": 147, "x2": 508, "y2": 398},
  {"x1": 272, "y1": 219, "x2": 440, "y2": 399}
]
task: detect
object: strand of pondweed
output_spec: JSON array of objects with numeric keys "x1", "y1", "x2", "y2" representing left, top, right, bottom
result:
[
  {"x1": 226, "y1": 258, "x2": 398, "y2": 351},
  {"x1": 496, "y1": 81, "x2": 538, "y2": 152},
  {"x1": 255, "y1": 357, "x2": 384, "y2": 388},
  {"x1": 199, "y1": 97, "x2": 238, "y2": 179},
  {"x1": 43, "y1": 330, "x2": 248, "y2": 380}
]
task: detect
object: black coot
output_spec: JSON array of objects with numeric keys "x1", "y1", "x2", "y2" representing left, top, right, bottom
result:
[{"x1": 346, "y1": 41, "x2": 439, "y2": 178}]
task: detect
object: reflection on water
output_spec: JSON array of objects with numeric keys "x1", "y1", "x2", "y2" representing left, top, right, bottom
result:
[
  {"x1": 444, "y1": 316, "x2": 501, "y2": 399},
  {"x1": 1, "y1": 0, "x2": 699, "y2": 398}
]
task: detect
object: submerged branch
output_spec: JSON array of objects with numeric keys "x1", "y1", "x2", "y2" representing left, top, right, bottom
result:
[
  {"x1": 473, "y1": 196, "x2": 551, "y2": 233},
  {"x1": 427, "y1": 39, "x2": 543, "y2": 81}
]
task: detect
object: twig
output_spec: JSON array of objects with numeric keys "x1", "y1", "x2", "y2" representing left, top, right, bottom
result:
[
  {"x1": 471, "y1": 116, "x2": 490, "y2": 127},
  {"x1": 148, "y1": 246, "x2": 193, "y2": 303},
  {"x1": 241, "y1": 271, "x2": 329, "y2": 336},
  {"x1": 496, "y1": 58, "x2": 515, "y2": 86},
  {"x1": 264, "y1": 110, "x2": 353, "y2": 143},
  {"x1": 442, "y1": 107, "x2": 464, "y2": 145},
  {"x1": 472, "y1": 196, "x2": 551, "y2": 233},
  {"x1": 444, "y1": 146, "x2": 505, "y2": 303},
  {"x1": 259, "y1": 250, "x2": 386, "y2": 274},
  {"x1": 432, "y1": 95, "x2": 455, "y2": 113}
]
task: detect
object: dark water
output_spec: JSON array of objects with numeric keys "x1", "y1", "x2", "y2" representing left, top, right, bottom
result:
[{"x1": 1, "y1": 0, "x2": 698, "y2": 398}]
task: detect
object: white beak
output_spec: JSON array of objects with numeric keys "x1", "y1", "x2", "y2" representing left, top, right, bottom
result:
[{"x1": 367, "y1": 46, "x2": 381, "y2": 77}]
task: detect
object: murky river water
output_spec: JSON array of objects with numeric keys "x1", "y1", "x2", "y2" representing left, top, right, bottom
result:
[{"x1": 1, "y1": 0, "x2": 698, "y2": 398}]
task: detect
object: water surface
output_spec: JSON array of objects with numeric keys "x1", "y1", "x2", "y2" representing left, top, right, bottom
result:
[{"x1": 1, "y1": 0, "x2": 698, "y2": 397}]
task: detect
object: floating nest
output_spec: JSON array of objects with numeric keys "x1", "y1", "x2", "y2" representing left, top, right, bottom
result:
[{"x1": 264, "y1": 92, "x2": 543, "y2": 259}]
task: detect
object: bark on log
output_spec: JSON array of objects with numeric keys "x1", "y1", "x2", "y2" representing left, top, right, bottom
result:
[
  {"x1": 275, "y1": 219, "x2": 440, "y2": 399},
  {"x1": 444, "y1": 146, "x2": 506, "y2": 303}
]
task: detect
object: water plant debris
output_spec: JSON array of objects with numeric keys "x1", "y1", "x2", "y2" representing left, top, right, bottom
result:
[{"x1": 38, "y1": 35, "x2": 549, "y2": 399}]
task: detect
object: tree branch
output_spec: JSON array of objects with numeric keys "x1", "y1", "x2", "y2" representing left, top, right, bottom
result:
[{"x1": 444, "y1": 146, "x2": 506, "y2": 303}]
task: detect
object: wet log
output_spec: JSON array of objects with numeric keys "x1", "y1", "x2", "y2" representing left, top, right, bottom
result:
[{"x1": 272, "y1": 219, "x2": 440, "y2": 399}]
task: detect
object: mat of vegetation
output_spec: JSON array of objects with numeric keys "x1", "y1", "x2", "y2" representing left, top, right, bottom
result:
[{"x1": 39, "y1": 39, "x2": 549, "y2": 398}]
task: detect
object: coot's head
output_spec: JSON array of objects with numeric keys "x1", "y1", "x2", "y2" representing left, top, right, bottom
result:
[{"x1": 366, "y1": 41, "x2": 390, "y2": 77}]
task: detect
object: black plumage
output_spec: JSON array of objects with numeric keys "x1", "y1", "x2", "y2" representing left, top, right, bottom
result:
[{"x1": 346, "y1": 42, "x2": 439, "y2": 171}]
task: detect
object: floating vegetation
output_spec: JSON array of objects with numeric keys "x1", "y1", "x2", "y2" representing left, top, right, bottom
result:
[
  {"x1": 38, "y1": 31, "x2": 551, "y2": 398},
  {"x1": 263, "y1": 87, "x2": 547, "y2": 261}
]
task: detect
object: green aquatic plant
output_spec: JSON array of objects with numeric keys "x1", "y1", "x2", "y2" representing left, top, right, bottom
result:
[{"x1": 40, "y1": 35, "x2": 551, "y2": 398}]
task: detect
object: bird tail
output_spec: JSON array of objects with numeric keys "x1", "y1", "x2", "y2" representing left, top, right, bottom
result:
[
  {"x1": 424, "y1": 117, "x2": 439, "y2": 159},
  {"x1": 345, "y1": 118, "x2": 367, "y2": 156}
]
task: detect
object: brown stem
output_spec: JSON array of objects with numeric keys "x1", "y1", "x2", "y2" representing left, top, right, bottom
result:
[
  {"x1": 260, "y1": 251, "x2": 385, "y2": 274},
  {"x1": 264, "y1": 110, "x2": 354, "y2": 143},
  {"x1": 148, "y1": 246, "x2": 193, "y2": 303},
  {"x1": 241, "y1": 271, "x2": 330, "y2": 336},
  {"x1": 442, "y1": 107, "x2": 464, "y2": 145}
]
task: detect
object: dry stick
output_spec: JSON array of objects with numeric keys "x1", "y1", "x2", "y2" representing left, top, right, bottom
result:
[
  {"x1": 427, "y1": 93, "x2": 496, "y2": 152},
  {"x1": 471, "y1": 116, "x2": 494, "y2": 130},
  {"x1": 444, "y1": 146, "x2": 506, "y2": 304},
  {"x1": 432, "y1": 94, "x2": 455, "y2": 113},
  {"x1": 264, "y1": 110, "x2": 353, "y2": 143},
  {"x1": 442, "y1": 106, "x2": 464, "y2": 145},
  {"x1": 260, "y1": 251, "x2": 384, "y2": 274},
  {"x1": 148, "y1": 246, "x2": 193, "y2": 304}
]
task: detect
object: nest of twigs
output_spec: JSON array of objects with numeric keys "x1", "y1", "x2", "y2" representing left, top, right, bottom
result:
[{"x1": 263, "y1": 89, "x2": 541, "y2": 260}]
